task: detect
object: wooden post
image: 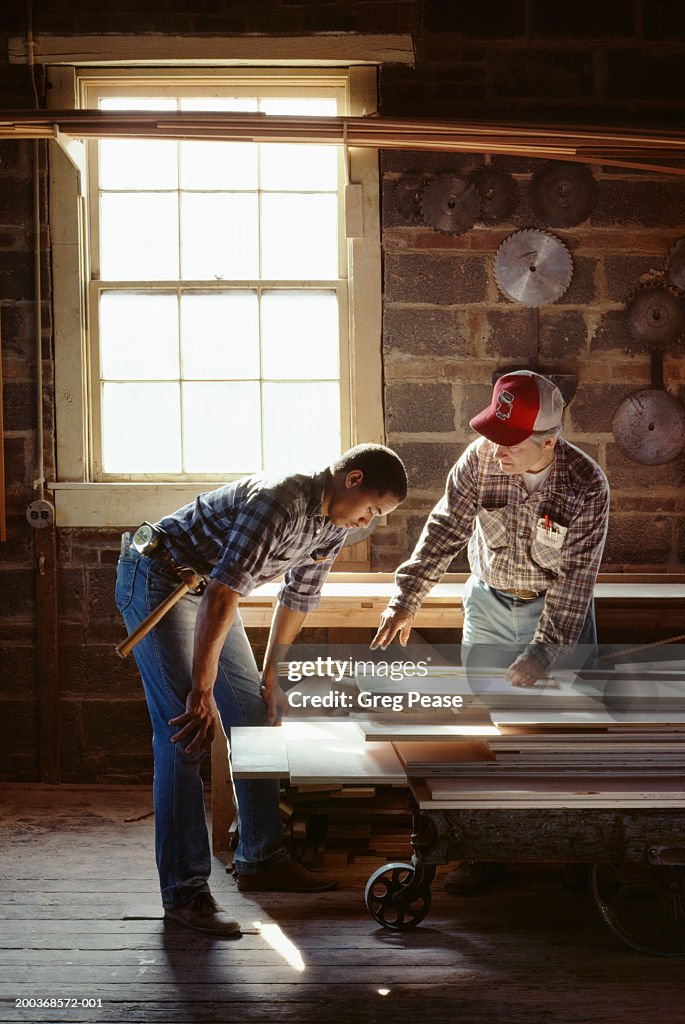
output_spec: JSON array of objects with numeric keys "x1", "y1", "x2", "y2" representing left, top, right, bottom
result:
[
  {"x1": 35, "y1": 525, "x2": 60, "y2": 783},
  {"x1": 211, "y1": 725, "x2": 235, "y2": 855}
]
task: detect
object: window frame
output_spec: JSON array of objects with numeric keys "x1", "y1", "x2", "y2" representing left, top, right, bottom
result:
[{"x1": 49, "y1": 65, "x2": 383, "y2": 526}]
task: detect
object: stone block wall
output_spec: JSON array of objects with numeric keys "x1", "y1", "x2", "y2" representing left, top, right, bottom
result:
[
  {"x1": 376, "y1": 150, "x2": 685, "y2": 571},
  {"x1": 1, "y1": 0, "x2": 684, "y2": 781}
]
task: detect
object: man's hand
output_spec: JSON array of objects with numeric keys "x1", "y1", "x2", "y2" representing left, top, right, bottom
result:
[
  {"x1": 260, "y1": 665, "x2": 289, "y2": 727},
  {"x1": 506, "y1": 652, "x2": 546, "y2": 688},
  {"x1": 371, "y1": 606, "x2": 414, "y2": 650},
  {"x1": 169, "y1": 689, "x2": 218, "y2": 753}
]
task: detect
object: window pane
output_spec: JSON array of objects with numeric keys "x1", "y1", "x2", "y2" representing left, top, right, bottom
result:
[
  {"x1": 102, "y1": 382, "x2": 181, "y2": 473},
  {"x1": 180, "y1": 141, "x2": 258, "y2": 190},
  {"x1": 99, "y1": 140, "x2": 178, "y2": 190},
  {"x1": 262, "y1": 382, "x2": 340, "y2": 472},
  {"x1": 260, "y1": 143, "x2": 338, "y2": 192},
  {"x1": 100, "y1": 292, "x2": 179, "y2": 381},
  {"x1": 261, "y1": 291, "x2": 339, "y2": 380},
  {"x1": 100, "y1": 194, "x2": 179, "y2": 280},
  {"x1": 181, "y1": 292, "x2": 259, "y2": 379},
  {"x1": 181, "y1": 193, "x2": 259, "y2": 280},
  {"x1": 182, "y1": 382, "x2": 261, "y2": 473},
  {"x1": 259, "y1": 98, "x2": 338, "y2": 116},
  {"x1": 261, "y1": 194, "x2": 338, "y2": 280},
  {"x1": 100, "y1": 98, "x2": 177, "y2": 111}
]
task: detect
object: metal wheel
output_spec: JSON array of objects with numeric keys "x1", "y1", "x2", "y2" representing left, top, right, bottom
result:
[
  {"x1": 364, "y1": 861, "x2": 436, "y2": 931},
  {"x1": 591, "y1": 862, "x2": 685, "y2": 956}
]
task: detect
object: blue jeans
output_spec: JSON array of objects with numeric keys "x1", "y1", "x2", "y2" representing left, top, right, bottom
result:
[
  {"x1": 461, "y1": 575, "x2": 598, "y2": 671},
  {"x1": 115, "y1": 548, "x2": 289, "y2": 908}
]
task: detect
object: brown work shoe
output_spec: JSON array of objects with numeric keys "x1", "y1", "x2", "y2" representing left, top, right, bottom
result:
[
  {"x1": 236, "y1": 860, "x2": 338, "y2": 893},
  {"x1": 164, "y1": 891, "x2": 241, "y2": 935}
]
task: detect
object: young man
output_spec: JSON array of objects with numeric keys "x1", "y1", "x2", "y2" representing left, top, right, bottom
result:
[
  {"x1": 372, "y1": 371, "x2": 610, "y2": 891},
  {"x1": 116, "y1": 444, "x2": 407, "y2": 934}
]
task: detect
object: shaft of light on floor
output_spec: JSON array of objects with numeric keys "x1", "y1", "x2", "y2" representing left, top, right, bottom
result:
[{"x1": 255, "y1": 921, "x2": 306, "y2": 972}]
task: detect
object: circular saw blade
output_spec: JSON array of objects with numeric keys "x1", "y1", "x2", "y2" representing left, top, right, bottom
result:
[
  {"x1": 420, "y1": 174, "x2": 480, "y2": 235},
  {"x1": 531, "y1": 161, "x2": 597, "y2": 228},
  {"x1": 469, "y1": 166, "x2": 519, "y2": 225},
  {"x1": 494, "y1": 229, "x2": 573, "y2": 306},
  {"x1": 665, "y1": 236, "x2": 685, "y2": 293},
  {"x1": 612, "y1": 389, "x2": 685, "y2": 465},
  {"x1": 626, "y1": 282, "x2": 685, "y2": 346},
  {"x1": 392, "y1": 174, "x2": 428, "y2": 224}
]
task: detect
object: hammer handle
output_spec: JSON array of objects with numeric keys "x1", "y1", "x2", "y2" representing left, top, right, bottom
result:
[{"x1": 115, "y1": 581, "x2": 190, "y2": 659}]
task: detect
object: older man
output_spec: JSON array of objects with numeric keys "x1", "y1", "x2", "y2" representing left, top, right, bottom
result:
[{"x1": 372, "y1": 371, "x2": 610, "y2": 891}]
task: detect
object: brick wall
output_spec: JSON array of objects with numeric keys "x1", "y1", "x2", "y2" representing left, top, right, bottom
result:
[{"x1": 1, "y1": 0, "x2": 684, "y2": 781}]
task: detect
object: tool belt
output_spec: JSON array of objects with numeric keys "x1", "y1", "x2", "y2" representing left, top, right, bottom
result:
[
  {"x1": 128, "y1": 523, "x2": 207, "y2": 594},
  {"x1": 500, "y1": 587, "x2": 544, "y2": 601}
]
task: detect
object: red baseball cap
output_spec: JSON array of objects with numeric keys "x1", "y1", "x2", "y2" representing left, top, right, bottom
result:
[{"x1": 470, "y1": 371, "x2": 564, "y2": 445}]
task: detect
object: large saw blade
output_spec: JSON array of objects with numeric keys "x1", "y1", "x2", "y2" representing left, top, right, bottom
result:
[
  {"x1": 612, "y1": 389, "x2": 685, "y2": 464},
  {"x1": 420, "y1": 174, "x2": 480, "y2": 235},
  {"x1": 469, "y1": 166, "x2": 519, "y2": 225},
  {"x1": 392, "y1": 174, "x2": 428, "y2": 224},
  {"x1": 626, "y1": 282, "x2": 685, "y2": 346},
  {"x1": 531, "y1": 161, "x2": 597, "y2": 228},
  {"x1": 494, "y1": 229, "x2": 573, "y2": 306}
]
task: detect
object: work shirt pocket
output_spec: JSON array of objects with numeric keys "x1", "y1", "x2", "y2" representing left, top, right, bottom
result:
[
  {"x1": 530, "y1": 517, "x2": 568, "y2": 572},
  {"x1": 474, "y1": 506, "x2": 509, "y2": 551}
]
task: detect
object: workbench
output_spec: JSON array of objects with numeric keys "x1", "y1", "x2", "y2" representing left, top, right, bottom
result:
[
  {"x1": 212, "y1": 572, "x2": 685, "y2": 847},
  {"x1": 234, "y1": 571, "x2": 685, "y2": 631}
]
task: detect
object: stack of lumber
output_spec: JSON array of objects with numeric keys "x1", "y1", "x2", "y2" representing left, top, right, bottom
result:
[
  {"x1": 393, "y1": 726, "x2": 685, "y2": 810},
  {"x1": 4, "y1": 110, "x2": 685, "y2": 175},
  {"x1": 279, "y1": 783, "x2": 413, "y2": 865},
  {"x1": 230, "y1": 721, "x2": 411, "y2": 863}
]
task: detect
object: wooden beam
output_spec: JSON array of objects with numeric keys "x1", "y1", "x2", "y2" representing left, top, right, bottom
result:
[{"x1": 8, "y1": 33, "x2": 415, "y2": 66}]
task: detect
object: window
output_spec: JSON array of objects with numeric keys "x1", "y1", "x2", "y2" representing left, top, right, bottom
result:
[{"x1": 49, "y1": 68, "x2": 382, "y2": 525}]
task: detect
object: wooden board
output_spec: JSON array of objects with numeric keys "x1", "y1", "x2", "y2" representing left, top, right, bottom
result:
[
  {"x1": 491, "y1": 709, "x2": 685, "y2": 727},
  {"x1": 393, "y1": 740, "x2": 497, "y2": 769},
  {"x1": 285, "y1": 722, "x2": 406, "y2": 785},
  {"x1": 353, "y1": 715, "x2": 500, "y2": 741},
  {"x1": 230, "y1": 726, "x2": 290, "y2": 779}
]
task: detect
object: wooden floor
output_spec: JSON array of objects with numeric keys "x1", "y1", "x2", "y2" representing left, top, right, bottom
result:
[{"x1": 1, "y1": 786, "x2": 684, "y2": 1024}]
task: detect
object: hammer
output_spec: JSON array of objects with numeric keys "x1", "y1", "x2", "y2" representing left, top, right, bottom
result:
[{"x1": 115, "y1": 564, "x2": 206, "y2": 659}]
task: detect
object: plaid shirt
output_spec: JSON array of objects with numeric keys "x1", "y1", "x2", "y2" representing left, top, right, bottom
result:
[
  {"x1": 390, "y1": 437, "x2": 610, "y2": 667},
  {"x1": 155, "y1": 469, "x2": 347, "y2": 613}
]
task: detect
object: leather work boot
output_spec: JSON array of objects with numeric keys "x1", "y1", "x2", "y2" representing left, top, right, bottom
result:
[
  {"x1": 164, "y1": 891, "x2": 242, "y2": 935},
  {"x1": 236, "y1": 860, "x2": 338, "y2": 893},
  {"x1": 443, "y1": 861, "x2": 507, "y2": 895}
]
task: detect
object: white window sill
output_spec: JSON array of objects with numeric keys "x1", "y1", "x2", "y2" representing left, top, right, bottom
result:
[{"x1": 49, "y1": 482, "x2": 220, "y2": 527}]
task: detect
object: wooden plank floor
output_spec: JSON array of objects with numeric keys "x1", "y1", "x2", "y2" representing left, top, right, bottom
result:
[{"x1": 1, "y1": 785, "x2": 683, "y2": 1024}]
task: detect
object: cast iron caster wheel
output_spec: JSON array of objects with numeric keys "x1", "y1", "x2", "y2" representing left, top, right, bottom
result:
[
  {"x1": 365, "y1": 862, "x2": 436, "y2": 931},
  {"x1": 591, "y1": 863, "x2": 685, "y2": 956}
]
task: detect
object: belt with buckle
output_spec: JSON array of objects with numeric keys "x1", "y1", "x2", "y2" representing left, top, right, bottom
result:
[{"x1": 500, "y1": 587, "x2": 543, "y2": 601}]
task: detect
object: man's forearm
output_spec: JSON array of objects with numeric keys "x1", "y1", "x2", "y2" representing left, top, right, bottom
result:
[
  {"x1": 191, "y1": 580, "x2": 241, "y2": 693},
  {"x1": 263, "y1": 602, "x2": 308, "y2": 674}
]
